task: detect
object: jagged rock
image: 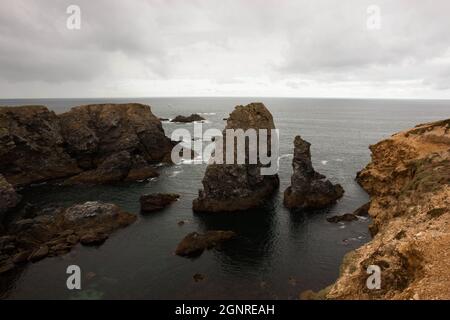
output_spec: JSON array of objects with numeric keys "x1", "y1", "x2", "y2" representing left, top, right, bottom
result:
[
  {"x1": 0, "y1": 106, "x2": 81, "y2": 187},
  {"x1": 0, "y1": 201, "x2": 136, "y2": 271},
  {"x1": 284, "y1": 136, "x2": 344, "y2": 209},
  {"x1": 324, "y1": 119, "x2": 450, "y2": 300},
  {"x1": 193, "y1": 103, "x2": 279, "y2": 212},
  {"x1": 0, "y1": 174, "x2": 20, "y2": 215},
  {"x1": 140, "y1": 193, "x2": 180, "y2": 213},
  {"x1": 59, "y1": 103, "x2": 172, "y2": 183},
  {"x1": 327, "y1": 213, "x2": 358, "y2": 223},
  {"x1": 175, "y1": 231, "x2": 236, "y2": 257},
  {"x1": 171, "y1": 114, "x2": 205, "y2": 123}
]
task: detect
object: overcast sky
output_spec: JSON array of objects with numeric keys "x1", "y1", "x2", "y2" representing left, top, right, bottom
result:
[{"x1": 1, "y1": 0, "x2": 450, "y2": 99}]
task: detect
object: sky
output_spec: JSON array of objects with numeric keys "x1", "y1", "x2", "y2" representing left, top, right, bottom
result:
[{"x1": 1, "y1": 0, "x2": 450, "y2": 99}]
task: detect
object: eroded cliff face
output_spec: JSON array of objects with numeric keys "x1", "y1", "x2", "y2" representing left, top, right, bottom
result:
[
  {"x1": 325, "y1": 119, "x2": 450, "y2": 300},
  {"x1": 193, "y1": 103, "x2": 279, "y2": 212}
]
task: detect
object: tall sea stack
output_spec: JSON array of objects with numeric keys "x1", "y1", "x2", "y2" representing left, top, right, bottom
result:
[{"x1": 193, "y1": 103, "x2": 279, "y2": 212}]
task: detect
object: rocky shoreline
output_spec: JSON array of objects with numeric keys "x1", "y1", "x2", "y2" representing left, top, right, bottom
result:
[{"x1": 314, "y1": 119, "x2": 450, "y2": 300}]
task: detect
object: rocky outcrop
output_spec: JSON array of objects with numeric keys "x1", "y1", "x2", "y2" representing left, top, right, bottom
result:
[
  {"x1": 0, "y1": 106, "x2": 81, "y2": 187},
  {"x1": 175, "y1": 231, "x2": 236, "y2": 257},
  {"x1": 193, "y1": 103, "x2": 279, "y2": 212},
  {"x1": 171, "y1": 114, "x2": 205, "y2": 123},
  {"x1": 0, "y1": 175, "x2": 20, "y2": 216},
  {"x1": 284, "y1": 136, "x2": 344, "y2": 209},
  {"x1": 324, "y1": 119, "x2": 450, "y2": 300},
  {"x1": 326, "y1": 202, "x2": 370, "y2": 223},
  {"x1": 59, "y1": 103, "x2": 172, "y2": 184},
  {"x1": 0, "y1": 104, "x2": 172, "y2": 187},
  {"x1": 140, "y1": 193, "x2": 180, "y2": 213},
  {"x1": 0, "y1": 201, "x2": 136, "y2": 274}
]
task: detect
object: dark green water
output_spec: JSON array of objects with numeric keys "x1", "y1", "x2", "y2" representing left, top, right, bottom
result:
[{"x1": 0, "y1": 97, "x2": 448, "y2": 299}]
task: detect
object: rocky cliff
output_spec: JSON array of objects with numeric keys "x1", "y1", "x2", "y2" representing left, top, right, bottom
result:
[
  {"x1": 324, "y1": 119, "x2": 450, "y2": 300},
  {"x1": 0, "y1": 103, "x2": 173, "y2": 188},
  {"x1": 193, "y1": 103, "x2": 279, "y2": 212},
  {"x1": 284, "y1": 136, "x2": 344, "y2": 209}
]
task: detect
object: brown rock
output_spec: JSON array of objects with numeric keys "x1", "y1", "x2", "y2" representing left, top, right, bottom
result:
[
  {"x1": 0, "y1": 175, "x2": 20, "y2": 215},
  {"x1": 80, "y1": 232, "x2": 108, "y2": 246},
  {"x1": 175, "y1": 231, "x2": 236, "y2": 257},
  {"x1": 28, "y1": 245, "x2": 49, "y2": 262},
  {"x1": 327, "y1": 213, "x2": 358, "y2": 223},
  {"x1": 140, "y1": 193, "x2": 180, "y2": 213},
  {"x1": 12, "y1": 250, "x2": 31, "y2": 264}
]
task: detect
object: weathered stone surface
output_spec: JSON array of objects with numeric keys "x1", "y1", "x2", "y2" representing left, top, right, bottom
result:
[
  {"x1": 0, "y1": 106, "x2": 81, "y2": 187},
  {"x1": 171, "y1": 114, "x2": 205, "y2": 123},
  {"x1": 324, "y1": 119, "x2": 450, "y2": 300},
  {"x1": 140, "y1": 193, "x2": 180, "y2": 213},
  {"x1": 326, "y1": 213, "x2": 358, "y2": 223},
  {"x1": 0, "y1": 201, "x2": 136, "y2": 272},
  {"x1": 175, "y1": 231, "x2": 236, "y2": 257},
  {"x1": 59, "y1": 103, "x2": 172, "y2": 183},
  {"x1": 193, "y1": 103, "x2": 279, "y2": 212},
  {"x1": 284, "y1": 136, "x2": 344, "y2": 209},
  {"x1": 0, "y1": 174, "x2": 20, "y2": 215}
]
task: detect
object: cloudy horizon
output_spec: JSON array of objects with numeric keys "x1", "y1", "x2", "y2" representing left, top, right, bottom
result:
[{"x1": 1, "y1": 0, "x2": 450, "y2": 99}]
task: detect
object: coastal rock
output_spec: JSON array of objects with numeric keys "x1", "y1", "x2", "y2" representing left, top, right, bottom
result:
[
  {"x1": 0, "y1": 175, "x2": 20, "y2": 215},
  {"x1": 0, "y1": 201, "x2": 136, "y2": 272},
  {"x1": 324, "y1": 119, "x2": 450, "y2": 300},
  {"x1": 0, "y1": 106, "x2": 81, "y2": 187},
  {"x1": 193, "y1": 103, "x2": 280, "y2": 212},
  {"x1": 326, "y1": 213, "x2": 358, "y2": 223},
  {"x1": 171, "y1": 114, "x2": 205, "y2": 123},
  {"x1": 284, "y1": 136, "x2": 344, "y2": 209},
  {"x1": 59, "y1": 103, "x2": 173, "y2": 183},
  {"x1": 175, "y1": 231, "x2": 236, "y2": 257},
  {"x1": 140, "y1": 193, "x2": 180, "y2": 213}
]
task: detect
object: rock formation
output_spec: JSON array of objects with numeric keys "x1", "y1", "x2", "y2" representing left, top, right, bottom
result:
[
  {"x1": 0, "y1": 106, "x2": 81, "y2": 187},
  {"x1": 0, "y1": 175, "x2": 20, "y2": 216},
  {"x1": 59, "y1": 103, "x2": 172, "y2": 184},
  {"x1": 171, "y1": 114, "x2": 205, "y2": 123},
  {"x1": 140, "y1": 193, "x2": 180, "y2": 213},
  {"x1": 175, "y1": 231, "x2": 236, "y2": 257},
  {"x1": 193, "y1": 103, "x2": 279, "y2": 212},
  {"x1": 326, "y1": 202, "x2": 370, "y2": 223},
  {"x1": 323, "y1": 119, "x2": 450, "y2": 299},
  {"x1": 0, "y1": 201, "x2": 136, "y2": 274},
  {"x1": 284, "y1": 136, "x2": 344, "y2": 209},
  {"x1": 0, "y1": 104, "x2": 173, "y2": 187}
]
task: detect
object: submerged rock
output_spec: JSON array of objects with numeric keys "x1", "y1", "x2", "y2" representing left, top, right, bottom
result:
[
  {"x1": 326, "y1": 213, "x2": 358, "y2": 223},
  {"x1": 0, "y1": 201, "x2": 136, "y2": 273},
  {"x1": 140, "y1": 193, "x2": 180, "y2": 213},
  {"x1": 193, "y1": 103, "x2": 279, "y2": 212},
  {"x1": 171, "y1": 114, "x2": 205, "y2": 123},
  {"x1": 0, "y1": 175, "x2": 20, "y2": 215},
  {"x1": 284, "y1": 136, "x2": 344, "y2": 209},
  {"x1": 175, "y1": 231, "x2": 236, "y2": 257}
]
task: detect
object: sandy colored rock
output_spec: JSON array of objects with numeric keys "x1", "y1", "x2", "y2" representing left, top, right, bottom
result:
[
  {"x1": 140, "y1": 193, "x2": 180, "y2": 213},
  {"x1": 324, "y1": 119, "x2": 450, "y2": 300}
]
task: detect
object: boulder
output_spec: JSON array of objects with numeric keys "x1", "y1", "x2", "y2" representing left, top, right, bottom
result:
[
  {"x1": 326, "y1": 213, "x2": 358, "y2": 223},
  {"x1": 171, "y1": 114, "x2": 205, "y2": 123},
  {"x1": 140, "y1": 193, "x2": 180, "y2": 213},
  {"x1": 175, "y1": 231, "x2": 236, "y2": 257},
  {"x1": 284, "y1": 136, "x2": 344, "y2": 209},
  {"x1": 193, "y1": 103, "x2": 279, "y2": 212},
  {"x1": 0, "y1": 174, "x2": 20, "y2": 215}
]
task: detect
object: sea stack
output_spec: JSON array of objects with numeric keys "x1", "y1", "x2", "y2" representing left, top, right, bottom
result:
[
  {"x1": 284, "y1": 136, "x2": 344, "y2": 209},
  {"x1": 193, "y1": 103, "x2": 279, "y2": 212}
]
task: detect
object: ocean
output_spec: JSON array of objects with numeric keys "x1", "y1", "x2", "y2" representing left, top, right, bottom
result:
[{"x1": 0, "y1": 97, "x2": 449, "y2": 299}]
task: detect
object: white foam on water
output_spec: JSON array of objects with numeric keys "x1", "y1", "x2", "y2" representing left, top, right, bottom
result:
[{"x1": 321, "y1": 160, "x2": 328, "y2": 165}]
